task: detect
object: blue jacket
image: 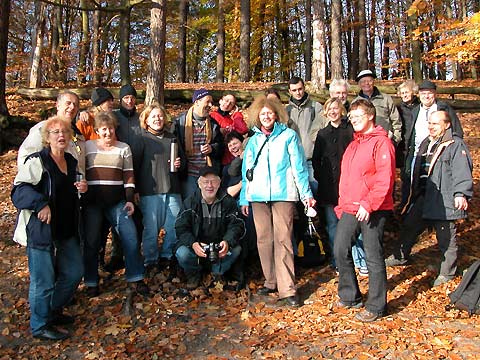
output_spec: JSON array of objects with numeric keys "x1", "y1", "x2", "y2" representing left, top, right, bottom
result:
[
  {"x1": 11, "y1": 148, "x2": 79, "y2": 249},
  {"x1": 239, "y1": 122, "x2": 312, "y2": 205}
]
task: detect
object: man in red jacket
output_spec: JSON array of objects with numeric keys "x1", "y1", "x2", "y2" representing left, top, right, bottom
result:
[{"x1": 334, "y1": 98, "x2": 395, "y2": 322}]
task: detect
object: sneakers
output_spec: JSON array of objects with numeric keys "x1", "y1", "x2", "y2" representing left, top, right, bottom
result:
[
  {"x1": 358, "y1": 267, "x2": 369, "y2": 277},
  {"x1": 432, "y1": 275, "x2": 452, "y2": 287},
  {"x1": 385, "y1": 255, "x2": 408, "y2": 267},
  {"x1": 355, "y1": 309, "x2": 382, "y2": 322},
  {"x1": 335, "y1": 300, "x2": 363, "y2": 309}
]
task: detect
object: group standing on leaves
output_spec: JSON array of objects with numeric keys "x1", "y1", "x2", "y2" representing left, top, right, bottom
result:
[{"x1": 11, "y1": 71, "x2": 473, "y2": 341}]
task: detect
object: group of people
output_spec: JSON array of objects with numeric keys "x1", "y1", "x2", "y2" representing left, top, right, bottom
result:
[{"x1": 11, "y1": 71, "x2": 473, "y2": 341}]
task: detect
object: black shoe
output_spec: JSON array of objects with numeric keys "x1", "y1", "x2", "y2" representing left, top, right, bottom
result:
[
  {"x1": 130, "y1": 280, "x2": 150, "y2": 296},
  {"x1": 157, "y1": 257, "x2": 170, "y2": 271},
  {"x1": 186, "y1": 273, "x2": 202, "y2": 290},
  {"x1": 86, "y1": 286, "x2": 100, "y2": 298},
  {"x1": 104, "y1": 256, "x2": 125, "y2": 273},
  {"x1": 33, "y1": 326, "x2": 69, "y2": 341},
  {"x1": 257, "y1": 286, "x2": 277, "y2": 295},
  {"x1": 51, "y1": 311, "x2": 75, "y2": 326},
  {"x1": 278, "y1": 295, "x2": 300, "y2": 308},
  {"x1": 145, "y1": 264, "x2": 159, "y2": 279}
]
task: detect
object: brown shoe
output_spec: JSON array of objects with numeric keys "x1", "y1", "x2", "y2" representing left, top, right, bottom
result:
[
  {"x1": 335, "y1": 300, "x2": 363, "y2": 309},
  {"x1": 355, "y1": 309, "x2": 381, "y2": 322}
]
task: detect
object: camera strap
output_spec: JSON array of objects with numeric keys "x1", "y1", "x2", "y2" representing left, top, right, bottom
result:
[{"x1": 250, "y1": 137, "x2": 269, "y2": 171}]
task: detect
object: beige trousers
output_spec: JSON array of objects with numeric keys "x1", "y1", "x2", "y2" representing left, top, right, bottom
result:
[{"x1": 252, "y1": 201, "x2": 296, "y2": 299}]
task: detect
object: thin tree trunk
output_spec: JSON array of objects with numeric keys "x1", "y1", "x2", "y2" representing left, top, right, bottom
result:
[
  {"x1": 145, "y1": 0, "x2": 167, "y2": 105},
  {"x1": 350, "y1": 0, "x2": 359, "y2": 78},
  {"x1": 92, "y1": 9, "x2": 102, "y2": 84},
  {"x1": 369, "y1": 0, "x2": 376, "y2": 73},
  {"x1": 239, "y1": 0, "x2": 250, "y2": 82},
  {"x1": 176, "y1": 0, "x2": 188, "y2": 82},
  {"x1": 252, "y1": 0, "x2": 266, "y2": 80},
  {"x1": 29, "y1": 2, "x2": 46, "y2": 88},
  {"x1": 216, "y1": 0, "x2": 225, "y2": 82},
  {"x1": 358, "y1": 0, "x2": 368, "y2": 71},
  {"x1": 78, "y1": 0, "x2": 89, "y2": 85},
  {"x1": 330, "y1": 0, "x2": 343, "y2": 79},
  {"x1": 311, "y1": 0, "x2": 326, "y2": 90},
  {"x1": 381, "y1": 0, "x2": 390, "y2": 79},
  {"x1": 0, "y1": 0, "x2": 10, "y2": 117},
  {"x1": 119, "y1": 1, "x2": 132, "y2": 85},
  {"x1": 304, "y1": 0, "x2": 312, "y2": 81}
]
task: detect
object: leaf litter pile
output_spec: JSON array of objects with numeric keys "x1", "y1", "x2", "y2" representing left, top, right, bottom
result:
[{"x1": 0, "y1": 95, "x2": 479, "y2": 359}]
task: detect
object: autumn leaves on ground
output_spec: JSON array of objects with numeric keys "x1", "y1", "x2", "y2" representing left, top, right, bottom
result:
[{"x1": 0, "y1": 93, "x2": 479, "y2": 359}]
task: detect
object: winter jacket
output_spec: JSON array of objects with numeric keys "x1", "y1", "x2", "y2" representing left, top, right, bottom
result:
[
  {"x1": 335, "y1": 125, "x2": 395, "y2": 217},
  {"x1": 173, "y1": 109, "x2": 224, "y2": 176},
  {"x1": 312, "y1": 119, "x2": 353, "y2": 205},
  {"x1": 404, "y1": 100, "x2": 463, "y2": 175},
  {"x1": 136, "y1": 129, "x2": 186, "y2": 196},
  {"x1": 239, "y1": 122, "x2": 312, "y2": 205},
  {"x1": 17, "y1": 120, "x2": 86, "y2": 175},
  {"x1": 355, "y1": 87, "x2": 402, "y2": 144},
  {"x1": 405, "y1": 128, "x2": 473, "y2": 220},
  {"x1": 396, "y1": 96, "x2": 420, "y2": 168},
  {"x1": 287, "y1": 95, "x2": 325, "y2": 159},
  {"x1": 12, "y1": 148, "x2": 79, "y2": 248},
  {"x1": 174, "y1": 189, "x2": 245, "y2": 252},
  {"x1": 114, "y1": 107, "x2": 143, "y2": 180}
]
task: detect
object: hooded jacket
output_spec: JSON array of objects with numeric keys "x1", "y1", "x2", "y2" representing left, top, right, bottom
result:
[
  {"x1": 335, "y1": 125, "x2": 395, "y2": 217},
  {"x1": 404, "y1": 128, "x2": 473, "y2": 220},
  {"x1": 239, "y1": 122, "x2": 312, "y2": 205}
]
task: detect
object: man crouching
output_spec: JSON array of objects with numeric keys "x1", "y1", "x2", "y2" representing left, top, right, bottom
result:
[{"x1": 174, "y1": 166, "x2": 245, "y2": 289}]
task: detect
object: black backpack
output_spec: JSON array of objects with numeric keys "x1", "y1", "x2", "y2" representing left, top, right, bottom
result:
[
  {"x1": 296, "y1": 218, "x2": 327, "y2": 268},
  {"x1": 448, "y1": 260, "x2": 480, "y2": 316}
]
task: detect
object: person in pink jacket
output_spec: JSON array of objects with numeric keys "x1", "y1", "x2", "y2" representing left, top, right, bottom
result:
[{"x1": 334, "y1": 98, "x2": 395, "y2": 322}]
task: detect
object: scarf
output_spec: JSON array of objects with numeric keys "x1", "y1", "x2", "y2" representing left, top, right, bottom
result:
[
  {"x1": 147, "y1": 126, "x2": 164, "y2": 137},
  {"x1": 184, "y1": 106, "x2": 213, "y2": 166}
]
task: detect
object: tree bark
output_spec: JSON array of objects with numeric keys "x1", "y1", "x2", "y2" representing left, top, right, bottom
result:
[
  {"x1": 145, "y1": 0, "x2": 167, "y2": 106},
  {"x1": 311, "y1": 1, "x2": 326, "y2": 90},
  {"x1": 78, "y1": 0, "x2": 89, "y2": 85},
  {"x1": 29, "y1": 2, "x2": 47, "y2": 88},
  {"x1": 358, "y1": 0, "x2": 368, "y2": 71},
  {"x1": 0, "y1": 0, "x2": 10, "y2": 117},
  {"x1": 239, "y1": 0, "x2": 250, "y2": 82},
  {"x1": 176, "y1": 0, "x2": 188, "y2": 83},
  {"x1": 304, "y1": 0, "x2": 312, "y2": 81},
  {"x1": 381, "y1": 0, "x2": 390, "y2": 79},
  {"x1": 119, "y1": 1, "x2": 132, "y2": 85},
  {"x1": 252, "y1": 0, "x2": 266, "y2": 81},
  {"x1": 216, "y1": 0, "x2": 225, "y2": 82},
  {"x1": 330, "y1": 0, "x2": 343, "y2": 79},
  {"x1": 92, "y1": 8, "x2": 102, "y2": 84}
]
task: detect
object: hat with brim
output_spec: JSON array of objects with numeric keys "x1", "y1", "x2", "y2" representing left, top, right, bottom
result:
[
  {"x1": 418, "y1": 80, "x2": 437, "y2": 91},
  {"x1": 198, "y1": 166, "x2": 219, "y2": 177},
  {"x1": 91, "y1": 88, "x2": 114, "y2": 106},
  {"x1": 356, "y1": 69, "x2": 376, "y2": 82}
]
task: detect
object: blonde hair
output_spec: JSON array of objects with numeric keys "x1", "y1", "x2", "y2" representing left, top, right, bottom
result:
[
  {"x1": 41, "y1": 116, "x2": 73, "y2": 147},
  {"x1": 397, "y1": 80, "x2": 418, "y2": 95},
  {"x1": 139, "y1": 102, "x2": 170, "y2": 129},
  {"x1": 94, "y1": 111, "x2": 117, "y2": 130},
  {"x1": 247, "y1": 95, "x2": 288, "y2": 129},
  {"x1": 323, "y1": 97, "x2": 347, "y2": 117}
]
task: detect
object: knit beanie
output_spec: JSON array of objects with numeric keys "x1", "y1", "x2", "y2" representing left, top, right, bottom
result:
[
  {"x1": 91, "y1": 88, "x2": 114, "y2": 106},
  {"x1": 120, "y1": 84, "x2": 137, "y2": 99},
  {"x1": 192, "y1": 88, "x2": 210, "y2": 103}
]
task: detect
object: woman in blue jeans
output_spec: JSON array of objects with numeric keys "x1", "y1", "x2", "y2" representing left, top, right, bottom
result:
[
  {"x1": 12, "y1": 117, "x2": 87, "y2": 340},
  {"x1": 83, "y1": 112, "x2": 148, "y2": 297},
  {"x1": 137, "y1": 103, "x2": 185, "y2": 276}
]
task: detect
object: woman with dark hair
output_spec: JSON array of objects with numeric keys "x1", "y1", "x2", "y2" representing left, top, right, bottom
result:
[
  {"x1": 239, "y1": 95, "x2": 315, "y2": 307},
  {"x1": 12, "y1": 116, "x2": 87, "y2": 340},
  {"x1": 83, "y1": 112, "x2": 148, "y2": 297}
]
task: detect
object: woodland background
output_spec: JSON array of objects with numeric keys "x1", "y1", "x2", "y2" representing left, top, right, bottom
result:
[{"x1": 0, "y1": 0, "x2": 480, "y2": 358}]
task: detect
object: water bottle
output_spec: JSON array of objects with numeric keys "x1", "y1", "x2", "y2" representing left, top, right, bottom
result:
[{"x1": 170, "y1": 138, "x2": 178, "y2": 173}]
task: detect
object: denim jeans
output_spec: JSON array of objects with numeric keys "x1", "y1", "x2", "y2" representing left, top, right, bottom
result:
[
  {"x1": 323, "y1": 205, "x2": 366, "y2": 269},
  {"x1": 334, "y1": 211, "x2": 388, "y2": 315},
  {"x1": 175, "y1": 245, "x2": 241, "y2": 276},
  {"x1": 139, "y1": 193, "x2": 182, "y2": 264},
  {"x1": 181, "y1": 175, "x2": 199, "y2": 200},
  {"x1": 84, "y1": 202, "x2": 145, "y2": 286},
  {"x1": 27, "y1": 236, "x2": 83, "y2": 334}
]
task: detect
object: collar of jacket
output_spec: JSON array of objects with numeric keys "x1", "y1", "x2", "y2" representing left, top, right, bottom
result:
[
  {"x1": 289, "y1": 92, "x2": 309, "y2": 108},
  {"x1": 358, "y1": 86, "x2": 381, "y2": 99},
  {"x1": 253, "y1": 121, "x2": 287, "y2": 137}
]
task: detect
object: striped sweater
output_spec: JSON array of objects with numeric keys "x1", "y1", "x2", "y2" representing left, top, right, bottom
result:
[{"x1": 85, "y1": 140, "x2": 135, "y2": 206}]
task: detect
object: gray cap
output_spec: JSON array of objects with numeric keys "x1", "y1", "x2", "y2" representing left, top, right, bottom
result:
[
  {"x1": 418, "y1": 80, "x2": 437, "y2": 91},
  {"x1": 356, "y1": 69, "x2": 375, "y2": 82}
]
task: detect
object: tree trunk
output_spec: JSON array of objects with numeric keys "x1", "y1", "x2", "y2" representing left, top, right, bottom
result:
[
  {"x1": 29, "y1": 2, "x2": 46, "y2": 88},
  {"x1": 239, "y1": 0, "x2": 250, "y2": 82},
  {"x1": 216, "y1": 0, "x2": 225, "y2": 82},
  {"x1": 369, "y1": 0, "x2": 376, "y2": 73},
  {"x1": 304, "y1": 0, "x2": 312, "y2": 81},
  {"x1": 252, "y1": 0, "x2": 266, "y2": 80},
  {"x1": 350, "y1": 0, "x2": 359, "y2": 78},
  {"x1": 381, "y1": 0, "x2": 390, "y2": 79},
  {"x1": 176, "y1": 0, "x2": 188, "y2": 83},
  {"x1": 0, "y1": 0, "x2": 10, "y2": 117},
  {"x1": 358, "y1": 0, "x2": 368, "y2": 71},
  {"x1": 119, "y1": 1, "x2": 132, "y2": 85},
  {"x1": 311, "y1": 0, "x2": 326, "y2": 90},
  {"x1": 145, "y1": 0, "x2": 167, "y2": 106},
  {"x1": 92, "y1": 8, "x2": 102, "y2": 84},
  {"x1": 330, "y1": 0, "x2": 343, "y2": 79},
  {"x1": 78, "y1": 0, "x2": 89, "y2": 85}
]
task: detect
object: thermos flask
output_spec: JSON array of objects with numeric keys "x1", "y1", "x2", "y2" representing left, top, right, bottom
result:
[{"x1": 170, "y1": 138, "x2": 178, "y2": 172}]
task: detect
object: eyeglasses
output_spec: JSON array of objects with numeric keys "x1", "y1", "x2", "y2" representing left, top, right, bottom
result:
[
  {"x1": 348, "y1": 113, "x2": 367, "y2": 120},
  {"x1": 199, "y1": 179, "x2": 220, "y2": 186},
  {"x1": 48, "y1": 129, "x2": 70, "y2": 135}
]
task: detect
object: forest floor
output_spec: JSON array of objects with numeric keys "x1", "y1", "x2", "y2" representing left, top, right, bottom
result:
[{"x1": 0, "y1": 90, "x2": 479, "y2": 359}]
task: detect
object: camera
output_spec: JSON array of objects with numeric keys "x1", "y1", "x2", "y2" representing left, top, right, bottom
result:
[
  {"x1": 246, "y1": 168, "x2": 254, "y2": 181},
  {"x1": 202, "y1": 242, "x2": 222, "y2": 263}
]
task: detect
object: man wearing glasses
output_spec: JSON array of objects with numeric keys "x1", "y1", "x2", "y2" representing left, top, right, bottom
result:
[
  {"x1": 334, "y1": 99, "x2": 395, "y2": 322},
  {"x1": 174, "y1": 166, "x2": 245, "y2": 290}
]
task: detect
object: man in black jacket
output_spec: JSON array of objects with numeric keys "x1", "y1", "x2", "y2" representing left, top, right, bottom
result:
[
  {"x1": 386, "y1": 111, "x2": 472, "y2": 287},
  {"x1": 174, "y1": 166, "x2": 245, "y2": 289}
]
